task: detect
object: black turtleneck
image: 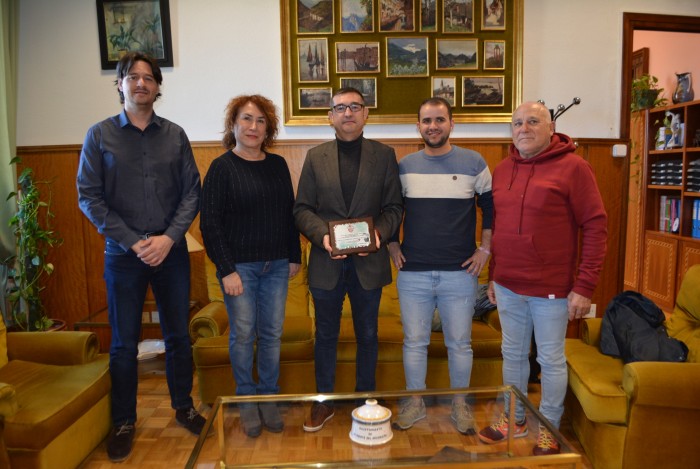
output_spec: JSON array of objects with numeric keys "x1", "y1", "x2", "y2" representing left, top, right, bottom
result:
[{"x1": 337, "y1": 134, "x2": 362, "y2": 211}]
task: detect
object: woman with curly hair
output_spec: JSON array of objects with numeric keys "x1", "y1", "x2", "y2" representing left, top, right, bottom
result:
[{"x1": 200, "y1": 95, "x2": 301, "y2": 437}]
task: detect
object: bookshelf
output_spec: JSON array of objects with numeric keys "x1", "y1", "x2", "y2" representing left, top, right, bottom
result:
[{"x1": 638, "y1": 99, "x2": 700, "y2": 312}]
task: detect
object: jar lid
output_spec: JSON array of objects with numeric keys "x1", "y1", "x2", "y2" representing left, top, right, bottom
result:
[{"x1": 352, "y1": 399, "x2": 392, "y2": 423}]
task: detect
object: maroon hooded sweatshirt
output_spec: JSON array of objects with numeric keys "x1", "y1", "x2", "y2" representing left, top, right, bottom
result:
[{"x1": 490, "y1": 133, "x2": 607, "y2": 299}]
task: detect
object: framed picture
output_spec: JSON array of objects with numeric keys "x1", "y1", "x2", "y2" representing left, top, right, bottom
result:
[
  {"x1": 463, "y1": 76, "x2": 505, "y2": 106},
  {"x1": 482, "y1": 0, "x2": 506, "y2": 30},
  {"x1": 281, "y1": 0, "x2": 523, "y2": 124},
  {"x1": 299, "y1": 87, "x2": 333, "y2": 109},
  {"x1": 340, "y1": 77, "x2": 377, "y2": 107},
  {"x1": 431, "y1": 77, "x2": 456, "y2": 107},
  {"x1": 297, "y1": 0, "x2": 334, "y2": 34},
  {"x1": 298, "y1": 38, "x2": 330, "y2": 82},
  {"x1": 336, "y1": 42, "x2": 380, "y2": 73},
  {"x1": 96, "y1": 0, "x2": 173, "y2": 70},
  {"x1": 379, "y1": 0, "x2": 415, "y2": 32},
  {"x1": 341, "y1": 0, "x2": 374, "y2": 32},
  {"x1": 386, "y1": 37, "x2": 428, "y2": 77},
  {"x1": 419, "y1": 0, "x2": 437, "y2": 32},
  {"x1": 436, "y1": 39, "x2": 477, "y2": 70},
  {"x1": 443, "y1": 0, "x2": 474, "y2": 34},
  {"x1": 484, "y1": 40, "x2": 505, "y2": 70}
]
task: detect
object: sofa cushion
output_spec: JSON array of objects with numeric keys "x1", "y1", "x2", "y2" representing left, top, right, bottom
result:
[
  {"x1": 565, "y1": 338, "x2": 627, "y2": 424},
  {"x1": 0, "y1": 355, "x2": 110, "y2": 449},
  {"x1": 193, "y1": 315, "x2": 315, "y2": 367}
]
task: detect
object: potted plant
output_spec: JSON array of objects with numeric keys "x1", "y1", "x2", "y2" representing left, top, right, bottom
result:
[
  {"x1": 4, "y1": 157, "x2": 63, "y2": 331},
  {"x1": 631, "y1": 74, "x2": 667, "y2": 112}
]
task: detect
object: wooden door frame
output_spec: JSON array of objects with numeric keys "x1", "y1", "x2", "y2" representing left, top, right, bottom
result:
[{"x1": 620, "y1": 13, "x2": 700, "y2": 140}]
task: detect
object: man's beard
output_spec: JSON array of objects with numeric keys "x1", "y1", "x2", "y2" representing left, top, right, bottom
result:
[{"x1": 423, "y1": 133, "x2": 449, "y2": 149}]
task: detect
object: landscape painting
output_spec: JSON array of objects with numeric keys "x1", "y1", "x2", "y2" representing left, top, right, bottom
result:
[
  {"x1": 298, "y1": 38, "x2": 329, "y2": 82},
  {"x1": 340, "y1": 78, "x2": 377, "y2": 107},
  {"x1": 341, "y1": 0, "x2": 373, "y2": 32},
  {"x1": 386, "y1": 37, "x2": 428, "y2": 77},
  {"x1": 420, "y1": 0, "x2": 436, "y2": 32},
  {"x1": 379, "y1": 0, "x2": 414, "y2": 32},
  {"x1": 299, "y1": 87, "x2": 333, "y2": 109},
  {"x1": 431, "y1": 77, "x2": 456, "y2": 106},
  {"x1": 443, "y1": 0, "x2": 473, "y2": 33},
  {"x1": 436, "y1": 39, "x2": 477, "y2": 70},
  {"x1": 463, "y1": 76, "x2": 504, "y2": 106},
  {"x1": 297, "y1": 0, "x2": 333, "y2": 34},
  {"x1": 484, "y1": 40, "x2": 505, "y2": 70},
  {"x1": 336, "y1": 42, "x2": 380, "y2": 73}
]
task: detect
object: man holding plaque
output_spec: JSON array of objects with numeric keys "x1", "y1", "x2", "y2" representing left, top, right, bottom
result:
[
  {"x1": 388, "y1": 97, "x2": 493, "y2": 436},
  {"x1": 294, "y1": 87, "x2": 403, "y2": 432}
]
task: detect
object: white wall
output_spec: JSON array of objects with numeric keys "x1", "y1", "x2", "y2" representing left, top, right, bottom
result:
[{"x1": 16, "y1": 0, "x2": 700, "y2": 145}]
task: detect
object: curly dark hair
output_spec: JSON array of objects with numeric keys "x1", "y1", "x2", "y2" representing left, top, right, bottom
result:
[
  {"x1": 114, "y1": 51, "x2": 163, "y2": 104},
  {"x1": 222, "y1": 95, "x2": 279, "y2": 151}
]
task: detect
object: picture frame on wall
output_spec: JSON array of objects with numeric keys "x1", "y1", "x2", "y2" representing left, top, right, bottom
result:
[
  {"x1": 96, "y1": 0, "x2": 173, "y2": 70},
  {"x1": 386, "y1": 37, "x2": 428, "y2": 77},
  {"x1": 482, "y1": 0, "x2": 506, "y2": 30},
  {"x1": 341, "y1": 0, "x2": 374, "y2": 32},
  {"x1": 336, "y1": 42, "x2": 380, "y2": 73},
  {"x1": 340, "y1": 77, "x2": 377, "y2": 107},
  {"x1": 379, "y1": 0, "x2": 415, "y2": 32},
  {"x1": 484, "y1": 40, "x2": 505, "y2": 70},
  {"x1": 298, "y1": 38, "x2": 330, "y2": 82},
  {"x1": 299, "y1": 87, "x2": 333, "y2": 109},
  {"x1": 419, "y1": 0, "x2": 437, "y2": 32},
  {"x1": 436, "y1": 38, "x2": 477, "y2": 70},
  {"x1": 431, "y1": 76, "x2": 456, "y2": 106},
  {"x1": 443, "y1": 0, "x2": 474, "y2": 34},
  {"x1": 463, "y1": 76, "x2": 505, "y2": 106},
  {"x1": 297, "y1": 0, "x2": 334, "y2": 34},
  {"x1": 280, "y1": 0, "x2": 523, "y2": 124}
]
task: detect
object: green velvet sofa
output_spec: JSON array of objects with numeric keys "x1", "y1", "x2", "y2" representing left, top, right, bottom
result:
[
  {"x1": 564, "y1": 264, "x2": 700, "y2": 469},
  {"x1": 190, "y1": 242, "x2": 504, "y2": 405},
  {"x1": 0, "y1": 321, "x2": 111, "y2": 469}
]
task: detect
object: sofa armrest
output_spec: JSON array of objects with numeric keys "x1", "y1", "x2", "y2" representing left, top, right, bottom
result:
[
  {"x1": 0, "y1": 382, "x2": 18, "y2": 419},
  {"x1": 6, "y1": 331, "x2": 100, "y2": 365},
  {"x1": 580, "y1": 318, "x2": 602, "y2": 346},
  {"x1": 623, "y1": 361, "x2": 700, "y2": 410},
  {"x1": 189, "y1": 301, "x2": 229, "y2": 340}
]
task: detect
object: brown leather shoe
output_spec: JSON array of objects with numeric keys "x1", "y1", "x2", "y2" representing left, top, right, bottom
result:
[{"x1": 302, "y1": 402, "x2": 335, "y2": 432}]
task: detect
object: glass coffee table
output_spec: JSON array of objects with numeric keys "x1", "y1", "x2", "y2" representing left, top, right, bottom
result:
[{"x1": 186, "y1": 386, "x2": 581, "y2": 468}]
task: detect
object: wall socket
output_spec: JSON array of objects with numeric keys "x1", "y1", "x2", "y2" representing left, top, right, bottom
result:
[{"x1": 583, "y1": 303, "x2": 597, "y2": 319}]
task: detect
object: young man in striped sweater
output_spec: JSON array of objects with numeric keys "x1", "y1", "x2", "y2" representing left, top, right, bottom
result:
[{"x1": 388, "y1": 97, "x2": 493, "y2": 435}]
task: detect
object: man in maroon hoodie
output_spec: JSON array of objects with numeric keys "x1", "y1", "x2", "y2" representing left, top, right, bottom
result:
[{"x1": 478, "y1": 101, "x2": 607, "y2": 455}]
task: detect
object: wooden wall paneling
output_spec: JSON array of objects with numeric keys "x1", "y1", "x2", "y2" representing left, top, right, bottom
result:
[{"x1": 17, "y1": 148, "x2": 88, "y2": 329}]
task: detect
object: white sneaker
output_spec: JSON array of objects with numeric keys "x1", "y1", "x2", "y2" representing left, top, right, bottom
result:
[{"x1": 393, "y1": 397, "x2": 426, "y2": 430}]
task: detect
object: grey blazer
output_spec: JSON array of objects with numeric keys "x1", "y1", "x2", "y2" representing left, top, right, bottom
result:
[{"x1": 294, "y1": 138, "x2": 403, "y2": 291}]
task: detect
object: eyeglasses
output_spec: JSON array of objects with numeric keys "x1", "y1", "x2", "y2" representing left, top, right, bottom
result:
[{"x1": 331, "y1": 103, "x2": 365, "y2": 113}]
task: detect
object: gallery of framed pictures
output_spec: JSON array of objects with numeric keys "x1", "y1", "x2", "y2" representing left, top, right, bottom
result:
[{"x1": 281, "y1": 0, "x2": 522, "y2": 125}]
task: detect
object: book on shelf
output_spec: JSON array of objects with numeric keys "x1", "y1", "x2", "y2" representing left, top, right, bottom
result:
[
  {"x1": 658, "y1": 196, "x2": 680, "y2": 233},
  {"x1": 694, "y1": 199, "x2": 700, "y2": 239}
]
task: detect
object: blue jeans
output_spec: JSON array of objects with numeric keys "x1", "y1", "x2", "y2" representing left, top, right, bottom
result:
[
  {"x1": 310, "y1": 258, "x2": 382, "y2": 394},
  {"x1": 494, "y1": 282, "x2": 569, "y2": 428},
  {"x1": 220, "y1": 259, "x2": 289, "y2": 396},
  {"x1": 398, "y1": 270, "x2": 477, "y2": 390},
  {"x1": 104, "y1": 238, "x2": 193, "y2": 426}
]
